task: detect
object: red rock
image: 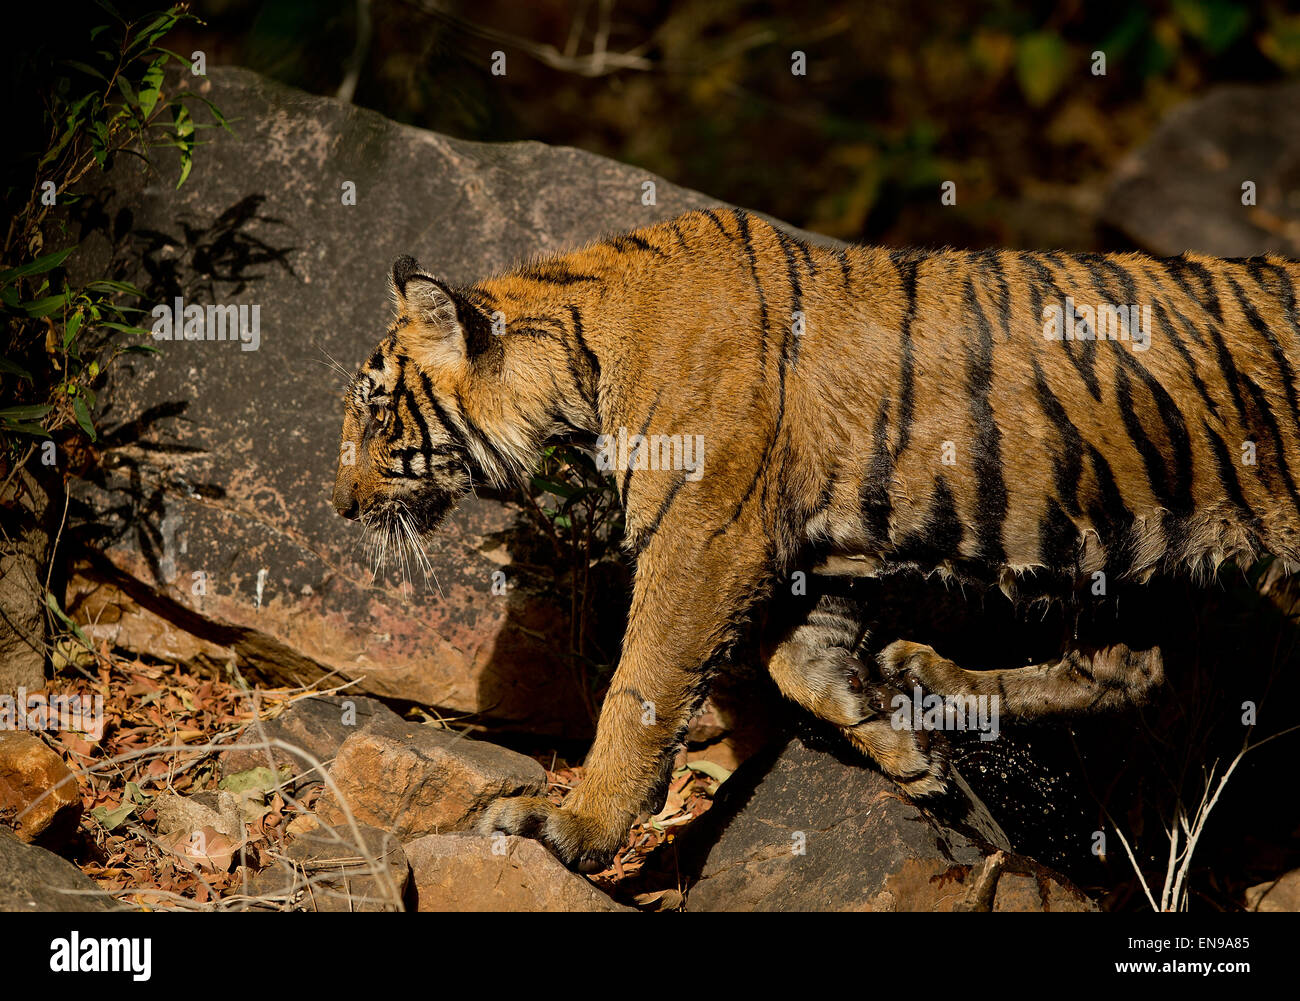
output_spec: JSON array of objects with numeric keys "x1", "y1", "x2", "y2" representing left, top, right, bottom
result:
[
  {"x1": 0, "y1": 732, "x2": 83, "y2": 845},
  {"x1": 406, "y1": 833, "x2": 630, "y2": 912}
]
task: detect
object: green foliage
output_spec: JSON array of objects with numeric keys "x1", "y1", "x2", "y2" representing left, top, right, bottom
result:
[
  {"x1": 1, "y1": 3, "x2": 227, "y2": 462},
  {"x1": 525, "y1": 444, "x2": 626, "y2": 707}
]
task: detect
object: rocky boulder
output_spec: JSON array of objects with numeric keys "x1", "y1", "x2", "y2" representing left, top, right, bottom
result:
[
  {"x1": 1104, "y1": 81, "x2": 1300, "y2": 258},
  {"x1": 680, "y1": 735, "x2": 1096, "y2": 912},
  {"x1": 0, "y1": 828, "x2": 116, "y2": 912},
  {"x1": 316, "y1": 714, "x2": 548, "y2": 839},
  {"x1": 406, "y1": 833, "x2": 630, "y2": 912},
  {"x1": 217, "y1": 693, "x2": 404, "y2": 794}
]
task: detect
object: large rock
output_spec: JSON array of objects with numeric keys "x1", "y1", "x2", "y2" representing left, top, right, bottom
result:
[
  {"x1": 66, "y1": 67, "x2": 834, "y2": 736},
  {"x1": 681, "y1": 735, "x2": 1096, "y2": 912},
  {"x1": 1104, "y1": 82, "x2": 1300, "y2": 258},
  {"x1": 316, "y1": 715, "x2": 547, "y2": 840},
  {"x1": 406, "y1": 833, "x2": 630, "y2": 912},
  {"x1": 0, "y1": 828, "x2": 116, "y2": 911},
  {"x1": 217, "y1": 693, "x2": 404, "y2": 794},
  {"x1": 0, "y1": 731, "x2": 83, "y2": 845}
]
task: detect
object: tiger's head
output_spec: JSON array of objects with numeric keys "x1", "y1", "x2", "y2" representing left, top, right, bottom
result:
[{"x1": 332, "y1": 256, "x2": 509, "y2": 568}]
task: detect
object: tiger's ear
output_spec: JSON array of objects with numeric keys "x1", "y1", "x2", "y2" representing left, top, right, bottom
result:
[{"x1": 390, "y1": 256, "x2": 466, "y2": 370}]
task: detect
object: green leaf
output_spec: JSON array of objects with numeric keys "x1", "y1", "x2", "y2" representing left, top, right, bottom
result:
[
  {"x1": 685, "y1": 760, "x2": 733, "y2": 784},
  {"x1": 72, "y1": 396, "x2": 96, "y2": 440},
  {"x1": 176, "y1": 148, "x2": 192, "y2": 188},
  {"x1": 531, "y1": 475, "x2": 577, "y2": 499},
  {"x1": 99, "y1": 321, "x2": 153, "y2": 335},
  {"x1": 0, "y1": 422, "x2": 52, "y2": 437},
  {"x1": 85, "y1": 278, "x2": 144, "y2": 296},
  {"x1": 1173, "y1": 0, "x2": 1250, "y2": 55},
  {"x1": 13, "y1": 294, "x2": 67, "y2": 318},
  {"x1": 0, "y1": 246, "x2": 76, "y2": 286},
  {"x1": 0, "y1": 405, "x2": 53, "y2": 421},
  {"x1": 99, "y1": 322, "x2": 154, "y2": 338},
  {"x1": 116, "y1": 74, "x2": 137, "y2": 108},
  {"x1": 91, "y1": 803, "x2": 134, "y2": 831},
  {"x1": 174, "y1": 103, "x2": 193, "y2": 139},
  {"x1": 63, "y1": 310, "x2": 83, "y2": 350},
  {"x1": 1016, "y1": 32, "x2": 1070, "y2": 108},
  {"x1": 63, "y1": 59, "x2": 109, "y2": 83},
  {"x1": 218, "y1": 766, "x2": 292, "y2": 795},
  {"x1": 0, "y1": 357, "x2": 33, "y2": 381},
  {"x1": 45, "y1": 591, "x2": 93, "y2": 652},
  {"x1": 138, "y1": 55, "x2": 166, "y2": 117}
]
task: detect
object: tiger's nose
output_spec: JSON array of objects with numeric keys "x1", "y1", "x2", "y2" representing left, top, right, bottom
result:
[
  {"x1": 333, "y1": 485, "x2": 360, "y2": 520},
  {"x1": 337, "y1": 498, "x2": 359, "y2": 520}
]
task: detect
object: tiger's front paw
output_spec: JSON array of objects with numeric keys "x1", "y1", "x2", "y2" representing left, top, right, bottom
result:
[{"x1": 477, "y1": 796, "x2": 627, "y2": 873}]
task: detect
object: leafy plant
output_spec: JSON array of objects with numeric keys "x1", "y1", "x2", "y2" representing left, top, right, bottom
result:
[
  {"x1": 1, "y1": 2, "x2": 229, "y2": 466},
  {"x1": 524, "y1": 444, "x2": 627, "y2": 718}
]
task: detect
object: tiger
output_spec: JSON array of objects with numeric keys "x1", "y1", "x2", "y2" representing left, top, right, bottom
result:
[{"x1": 331, "y1": 206, "x2": 1300, "y2": 871}]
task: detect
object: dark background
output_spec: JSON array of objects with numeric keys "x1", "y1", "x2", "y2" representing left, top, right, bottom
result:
[{"x1": 119, "y1": 0, "x2": 1300, "y2": 249}]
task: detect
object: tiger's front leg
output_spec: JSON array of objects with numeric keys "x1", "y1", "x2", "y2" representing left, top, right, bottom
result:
[{"x1": 479, "y1": 526, "x2": 772, "y2": 871}]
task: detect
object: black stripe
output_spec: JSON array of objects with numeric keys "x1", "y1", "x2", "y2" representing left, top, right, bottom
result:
[
  {"x1": 774, "y1": 228, "x2": 804, "y2": 366},
  {"x1": 1241, "y1": 375, "x2": 1300, "y2": 517},
  {"x1": 1041, "y1": 254, "x2": 1102, "y2": 400},
  {"x1": 837, "y1": 248, "x2": 852, "y2": 287},
  {"x1": 1203, "y1": 419, "x2": 1258, "y2": 526},
  {"x1": 1084, "y1": 444, "x2": 1133, "y2": 573},
  {"x1": 1038, "y1": 496, "x2": 1079, "y2": 571},
  {"x1": 636, "y1": 472, "x2": 688, "y2": 554},
  {"x1": 415, "y1": 368, "x2": 471, "y2": 463},
  {"x1": 569, "y1": 305, "x2": 600, "y2": 412},
  {"x1": 1031, "y1": 359, "x2": 1083, "y2": 516},
  {"x1": 733, "y1": 209, "x2": 772, "y2": 369},
  {"x1": 860, "y1": 397, "x2": 894, "y2": 545},
  {"x1": 979, "y1": 249, "x2": 1012, "y2": 341},
  {"x1": 1226, "y1": 272, "x2": 1300, "y2": 441},
  {"x1": 891, "y1": 253, "x2": 920, "y2": 456},
  {"x1": 622, "y1": 388, "x2": 664, "y2": 501},
  {"x1": 610, "y1": 234, "x2": 664, "y2": 256},
  {"x1": 1113, "y1": 359, "x2": 1193, "y2": 515},
  {"x1": 891, "y1": 474, "x2": 964, "y2": 566},
  {"x1": 1150, "y1": 296, "x2": 1219, "y2": 418},
  {"x1": 668, "y1": 223, "x2": 690, "y2": 251},
  {"x1": 699, "y1": 209, "x2": 732, "y2": 239},
  {"x1": 1164, "y1": 257, "x2": 1223, "y2": 322},
  {"x1": 514, "y1": 263, "x2": 602, "y2": 285},
  {"x1": 964, "y1": 277, "x2": 1008, "y2": 565}
]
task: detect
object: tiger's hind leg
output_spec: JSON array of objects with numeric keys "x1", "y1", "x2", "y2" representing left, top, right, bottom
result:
[
  {"x1": 763, "y1": 595, "x2": 949, "y2": 797},
  {"x1": 878, "y1": 639, "x2": 1165, "y2": 719}
]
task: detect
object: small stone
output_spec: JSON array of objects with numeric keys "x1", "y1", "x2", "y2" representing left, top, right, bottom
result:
[
  {"x1": 1246, "y1": 869, "x2": 1300, "y2": 912},
  {"x1": 405, "y1": 833, "x2": 631, "y2": 912},
  {"x1": 249, "y1": 824, "x2": 408, "y2": 911},
  {"x1": 0, "y1": 731, "x2": 82, "y2": 845}
]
